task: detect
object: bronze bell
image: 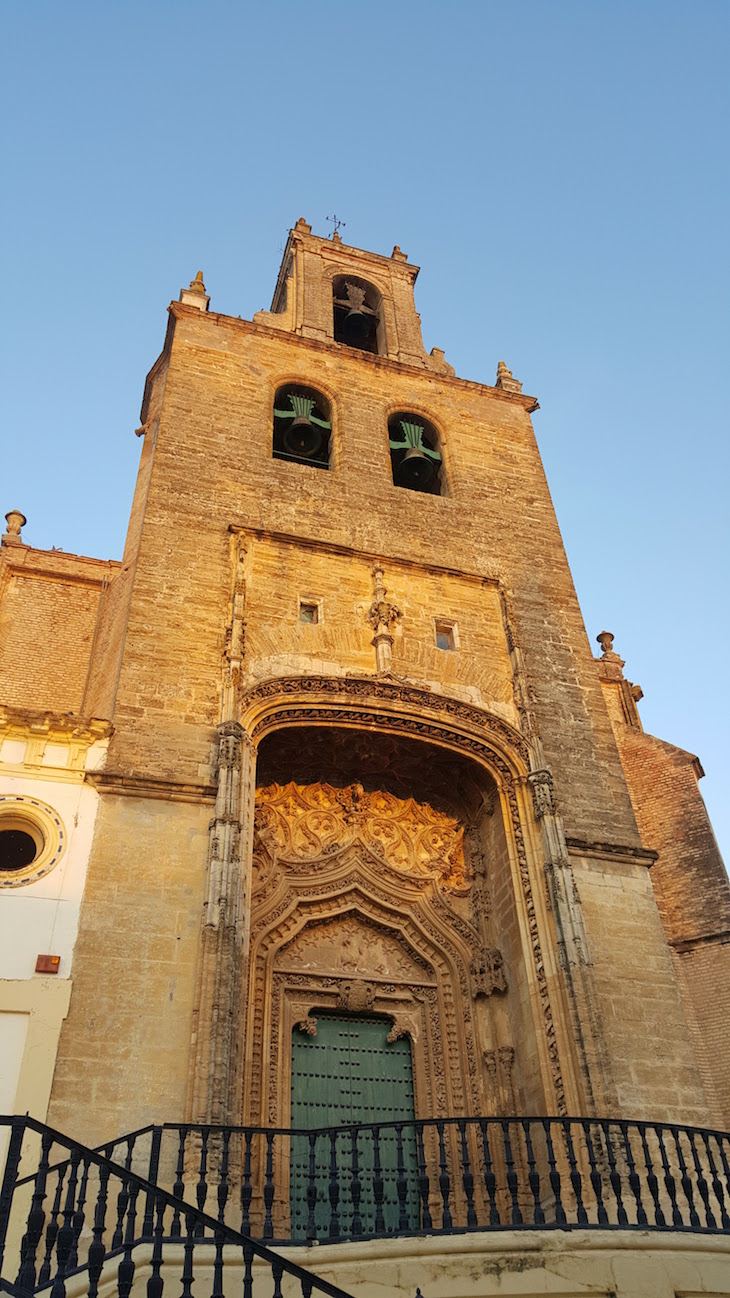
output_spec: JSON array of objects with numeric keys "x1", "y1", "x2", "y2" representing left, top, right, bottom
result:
[
  {"x1": 342, "y1": 307, "x2": 372, "y2": 349},
  {"x1": 282, "y1": 414, "x2": 323, "y2": 459},
  {"x1": 398, "y1": 446, "x2": 434, "y2": 488}
]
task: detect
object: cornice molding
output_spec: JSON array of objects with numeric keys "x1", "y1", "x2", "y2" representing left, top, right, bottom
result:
[{"x1": 168, "y1": 301, "x2": 539, "y2": 412}]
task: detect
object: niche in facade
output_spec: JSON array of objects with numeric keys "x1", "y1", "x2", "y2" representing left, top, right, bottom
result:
[
  {"x1": 273, "y1": 385, "x2": 332, "y2": 469},
  {"x1": 388, "y1": 412, "x2": 444, "y2": 496},
  {"x1": 333, "y1": 276, "x2": 384, "y2": 354}
]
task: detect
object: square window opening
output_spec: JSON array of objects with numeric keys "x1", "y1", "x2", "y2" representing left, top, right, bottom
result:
[
  {"x1": 299, "y1": 601, "x2": 320, "y2": 625},
  {"x1": 435, "y1": 622, "x2": 456, "y2": 652}
]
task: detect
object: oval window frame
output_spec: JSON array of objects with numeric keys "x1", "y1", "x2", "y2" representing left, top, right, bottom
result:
[{"x1": 0, "y1": 796, "x2": 65, "y2": 888}]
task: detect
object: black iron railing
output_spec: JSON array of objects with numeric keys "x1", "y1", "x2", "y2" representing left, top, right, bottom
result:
[
  {"x1": 0, "y1": 1116, "x2": 354, "y2": 1298},
  {"x1": 152, "y1": 1115, "x2": 730, "y2": 1241},
  {"x1": 5, "y1": 1115, "x2": 729, "y2": 1266}
]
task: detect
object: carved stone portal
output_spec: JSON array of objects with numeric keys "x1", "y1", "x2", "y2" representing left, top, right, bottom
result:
[{"x1": 242, "y1": 774, "x2": 502, "y2": 1129}]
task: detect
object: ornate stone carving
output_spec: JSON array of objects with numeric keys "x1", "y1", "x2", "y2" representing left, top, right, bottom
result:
[
  {"x1": 240, "y1": 676, "x2": 568, "y2": 1115},
  {"x1": 280, "y1": 913, "x2": 427, "y2": 981},
  {"x1": 241, "y1": 674, "x2": 531, "y2": 767},
  {"x1": 470, "y1": 946, "x2": 507, "y2": 997},
  {"x1": 528, "y1": 769, "x2": 555, "y2": 821},
  {"x1": 336, "y1": 978, "x2": 375, "y2": 1013},
  {"x1": 254, "y1": 780, "x2": 467, "y2": 890},
  {"x1": 294, "y1": 1017, "x2": 318, "y2": 1036},
  {"x1": 367, "y1": 566, "x2": 402, "y2": 675},
  {"x1": 483, "y1": 1045, "x2": 516, "y2": 1114}
]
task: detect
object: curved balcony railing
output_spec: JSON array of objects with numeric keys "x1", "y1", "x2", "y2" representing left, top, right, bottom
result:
[{"x1": 4, "y1": 1115, "x2": 728, "y2": 1270}]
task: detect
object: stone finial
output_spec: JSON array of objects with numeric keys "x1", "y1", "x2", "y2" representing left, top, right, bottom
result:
[
  {"x1": 179, "y1": 270, "x2": 210, "y2": 312},
  {"x1": 391, "y1": 245, "x2": 408, "y2": 262},
  {"x1": 594, "y1": 633, "x2": 623, "y2": 664},
  {"x1": 495, "y1": 360, "x2": 523, "y2": 394},
  {"x1": 595, "y1": 629, "x2": 643, "y2": 725},
  {"x1": 429, "y1": 347, "x2": 456, "y2": 377},
  {"x1": 294, "y1": 217, "x2": 312, "y2": 234},
  {"x1": 3, "y1": 509, "x2": 27, "y2": 545}
]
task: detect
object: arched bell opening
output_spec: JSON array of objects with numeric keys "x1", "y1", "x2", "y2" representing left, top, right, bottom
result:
[
  {"x1": 243, "y1": 722, "x2": 548, "y2": 1132},
  {"x1": 272, "y1": 383, "x2": 332, "y2": 468},
  {"x1": 332, "y1": 275, "x2": 384, "y2": 354},
  {"x1": 388, "y1": 411, "x2": 445, "y2": 496}
]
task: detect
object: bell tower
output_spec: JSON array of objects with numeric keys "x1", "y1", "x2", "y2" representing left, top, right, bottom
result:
[
  {"x1": 33, "y1": 218, "x2": 727, "y2": 1149},
  {"x1": 254, "y1": 216, "x2": 456, "y2": 372}
]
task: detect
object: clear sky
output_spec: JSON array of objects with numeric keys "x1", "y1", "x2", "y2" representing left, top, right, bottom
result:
[{"x1": 3, "y1": 1, "x2": 728, "y2": 864}]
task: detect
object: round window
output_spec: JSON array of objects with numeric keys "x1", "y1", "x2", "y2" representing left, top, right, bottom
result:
[{"x1": 0, "y1": 798, "x2": 65, "y2": 887}]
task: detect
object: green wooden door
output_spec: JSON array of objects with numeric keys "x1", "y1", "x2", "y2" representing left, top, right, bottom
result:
[{"x1": 290, "y1": 1015, "x2": 418, "y2": 1239}]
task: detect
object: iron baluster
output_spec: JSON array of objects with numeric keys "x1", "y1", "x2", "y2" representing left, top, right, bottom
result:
[
  {"x1": 656, "y1": 1127, "x2": 683, "y2": 1227},
  {"x1": 38, "y1": 1163, "x2": 67, "y2": 1286},
  {"x1": 143, "y1": 1127, "x2": 163, "y2": 1238},
  {"x1": 522, "y1": 1119, "x2": 544, "y2": 1227},
  {"x1": 272, "y1": 1255, "x2": 284, "y2": 1298},
  {"x1": 581, "y1": 1121, "x2": 607, "y2": 1226},
  {"x1": 396, "y1": 1124, "x2": 410, "y2": 1233},
  {"x1": 68, "y1": 1155, "x2": 90, "y2": 1269},
  {"x1": 87, "y1": 1162, "x2": 111, "y2": 1298},
  {"x1": 146, "y1": 1194, "x2": 165, "y2": 1298},
  {"x1": 415, "y1": 1124, "x2": 432, "y2": 1232},
  {"x1": 500, "y1": 1120, "x2": 522, "y2": 1227},
  {"x1": 171, "y1": 1128, "x2": 187, "y2": 1239},
  {"x1": 305, "y1": 1133, "x2": 317, "y2": 1244},
  {"x1": 714, "y1": 1135, "x2": 730, "y2": 1224},
  {"x1": 601, "y1": 1121, "x2": 627, "y2": 1226},
  {"x1": 458, "y1": 1120, "x2": 477, "y2": 1228},
  {"x1": 349, "y1": 1127, "x2": 362, "y2": 1238},
  {"x1": 638, "y1": 1124, "x2": 665, "y2": 1227},
  {"x1": 436, "y1": 1121, "x2": 452, "y2": 1231},
  {"x1": 242, "y1": 1239, "x2": 254, "y2": 1298},
  {"x1": 0, "y1": 1120, "x2": 26, "y2": 1279},
  {"x1": 111, "y1": 1137, "x2": 135, "y2": 1249},
  {"x1": 671, "y1": 1126, "x2": 700, "y2": 1229},
  {"x1": 16, "y1": 1127, "x2": 53, "y2": 1289},
  {"x1": 301, "y1": 1277, "x2": 313, "y2": 1298},
  {"x1": 49, "y1": 1147, "x2": 81, "y2": 1298},
  {"x1": 479, "y1": 1119, "x2": 500, "y2": 1226},
  {"x1": 180, "y1": 1210, "x2": 195, "y2": 1298},
  {"x1": 240, "y1": 1131, "x2": 253, "y2": 1236},
  {"x1": 217, "y1": 1129, "x2": 231, "y2": 1226},
  {"x1": 703, "y1": 1132, "x2": 730, "y2": 1230},
  {"x1": 195, "y1": 1127, "x2": 210, "y2": 1235},
  {"x1": 211, "y1": 1223, "x2": 225, "y2": 1298},
  {"x1": 117, "y1": 1182, "x2": 140, "y2": 1298},
  {"x1": 327, "y1": 1130, "x2": 340, "y2": 1240},
  {"x1": 543, "y1": 1120, "x2": 566, "y2": 1226},
  {"x1": 687, "y1": 1129, "x2": 715, "y2": 1229},
  {"x1": 372, "y1": 1128, "x2": 385, "y2": 1235},
  {"x1": 263, "y1": 1132, "x2": 276, "y2": 1240},
  {"x1": 619, "y1": 1122, "x2": 647, "y2": 1227},
  {"x1": 562, "y1": 1120, "x2": 587, "y2": 1226}
]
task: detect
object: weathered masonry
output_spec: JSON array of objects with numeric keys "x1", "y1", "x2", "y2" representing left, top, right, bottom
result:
[{"x1": 1, "y1": 220, "x2": 728, "y2": 1298}]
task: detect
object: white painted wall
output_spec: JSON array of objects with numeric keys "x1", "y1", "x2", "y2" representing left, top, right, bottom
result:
[{"x1": 0, "y1": 744, "x2": 105, "y2": 980}]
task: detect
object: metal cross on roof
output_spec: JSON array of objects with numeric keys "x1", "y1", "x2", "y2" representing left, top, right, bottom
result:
[{"x1": 325, "y1": 213, "x2": 346, "y2": 238}]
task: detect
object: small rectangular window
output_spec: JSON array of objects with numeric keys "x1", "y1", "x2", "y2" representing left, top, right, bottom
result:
[
  {"x1": 435, "y1": 621, "x2": 456, "y2": 651},
  {"x1": 299, "y1": 601, "x2": 319, "y2": 624}
]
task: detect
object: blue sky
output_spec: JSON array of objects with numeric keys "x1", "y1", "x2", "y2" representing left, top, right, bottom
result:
[{"x1": 3, "y1": 1, "x2": 728, "y2": 863}]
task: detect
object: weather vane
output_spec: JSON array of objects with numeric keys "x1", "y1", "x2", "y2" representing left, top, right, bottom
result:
[{"x1": 326, "y1": 214, "x2": 346, "y2": 239}]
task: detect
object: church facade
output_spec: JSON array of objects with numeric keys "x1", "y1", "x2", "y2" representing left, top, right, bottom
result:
[{"x1": 1, "y1": 221, "x2": 729, "y2": 1296}]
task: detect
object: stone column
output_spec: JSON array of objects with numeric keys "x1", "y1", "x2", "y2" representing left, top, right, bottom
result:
[{"x1": 188, "y1": 534, "x2": 256, "y2": 1124}]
